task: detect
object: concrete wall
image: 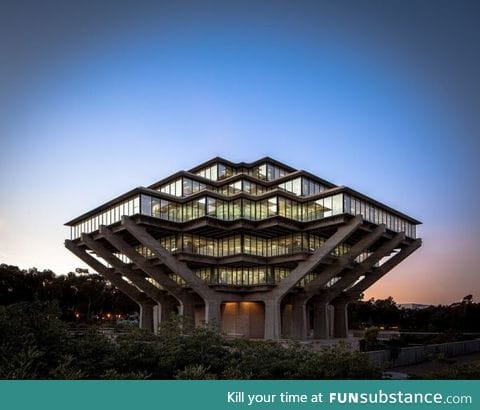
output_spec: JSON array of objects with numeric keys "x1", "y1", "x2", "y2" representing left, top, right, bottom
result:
[
  {"x1": 367, "y1": 339, "x2": 480, "y2": 367},
  {"x1": 221, "y1": 302, "x2": 265, "y2": 338}
]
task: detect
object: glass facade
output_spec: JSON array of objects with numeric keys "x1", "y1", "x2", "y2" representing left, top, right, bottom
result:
[
  {"x1": 70, "y1": 196, "x2": 140, "y2": 239},
  {"x1": 216, "y1": 179, "x2": 270, "y2": 196},
  {"x1": 158, "y1": 177, "x2": 206, "y2": 197},
  {"x1": 192, "y1": 266, "x2": 291, "y2": 286},
  {"x1": 248, "y1": 162, "x2": 289, "y2": 181},
  {"x1": 127, "y1": 232, "x2": 355, "y2": 259},
  {"x1": 196, "y1": 161, "x2": 289, "y2": 182},
  {"x1": 278, "y1": 177, "x2": 327, "y2": 197},
  {"x1": 343, "y1": 194, "x2": 416, "y2": 239},
  {"x1": 140, "y1": 193, "x2": 345, "y2": 223},
  {"x1": 196, "y1": 163, "x2": 234, "y2": 181},
  {"x1": 70, "y1": 192, "x2": 416, "y2": 239}
]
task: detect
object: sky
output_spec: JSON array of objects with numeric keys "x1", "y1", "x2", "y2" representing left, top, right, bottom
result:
[{"x1": 0, "y1": 0, "x2": 479, "y2": 305}]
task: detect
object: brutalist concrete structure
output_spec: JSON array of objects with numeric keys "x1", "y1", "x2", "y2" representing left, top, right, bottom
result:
[{"x1": 65, "y1": 157, "x2": 421, "y2": 339}]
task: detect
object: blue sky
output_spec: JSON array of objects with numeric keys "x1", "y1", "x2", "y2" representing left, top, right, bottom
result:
[{"x1": 0, "y1": 0, "x2": 479, "y2": 304}]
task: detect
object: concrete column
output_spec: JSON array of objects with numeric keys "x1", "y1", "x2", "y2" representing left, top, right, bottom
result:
[
  {"x1": 179, "y1": 297, "x2": 196, "y2": 327},
  {"x1": 160, "y1": 299, "x2": 177, "y2": 322},
  {"x1": 205, "y1": 300, "x2": 222, "y2": 329},
  {"x1": 290, "y1": 297, "x2": 308, "y2": 339},
  {"x1": 139, "y1": 302, "x2": 155, "y2": 331},
  {"x1": 264, "y1": 299, "x2": 281, "y2": 340},
  {"x1": 332, "y1": 299, "x2": 350, "y2": 338},
  {"x1": 312, "y1": 300, "x2": 330, "y2": 339}
]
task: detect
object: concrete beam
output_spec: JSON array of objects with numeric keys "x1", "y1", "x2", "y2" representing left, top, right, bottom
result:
[
  {"x1": 65, "y1": 240, "x2": 155, "y2": 330},
  {"x1": 345, "y1": 238, "x2": 422, "y2": 297},
  {"x1": 81, "y1": 233, "x2": 173, "y2": 307},
  {"x1": 97, "y1": 226, "x2": 186, "y2": 302},
  {"x1": 303, "y1": 224, "x2": 386, "y2": 295},
  {"x1": 313, "y1": 231, "x2": 408, "y2": 304},
  {"x1": 121, "y1": 216, "x2": 217, "y2": 303},
  {"x1": 269, "y1": 215, "x2": 363, "y2": 300},
  {"x1": 312, "y1": 233, "x2": 411, "y2": 339}
]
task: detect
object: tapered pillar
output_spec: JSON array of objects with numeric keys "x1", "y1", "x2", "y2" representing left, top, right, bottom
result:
[
  {"x1": 139, "y1": 302, "x2": 155, "y2": 330},
  {"x1": 312, "y1": 299, "x2": 330, "y2": 339},
  {"x1": 332, "y1": 298, "x2": 350, "y2": 338},
  {"x1": 160, "y1": 298, "x2": 177, "y2": 322},
  {"x1": 291, "y1": 300, "x2": 308, "y2": 339},
  {"x1": 264, "y1": 299, "x2": 281, "y2": 340},
  {"x1": 178, "y1": 295, "x2": 196, "y2": 327},
  {"x1": 205, "y1": 300, "x2": 222, "y2": 329}
]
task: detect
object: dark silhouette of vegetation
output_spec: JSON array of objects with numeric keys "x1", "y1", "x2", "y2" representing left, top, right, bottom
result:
[
  {"x1": 349, "y1": 295, "x2": 480, "y2": 333},
  {"x1": 0, "y1": 302, "x2": 381, "y2": 379},
  {"x1": 1, "y1": 264, "x2": 479, "y2": 379},
  {"x1": 2, "y1": 264, "x2": 478, "y2": 334},
  {"x1": 0, "y1": 264, "x2": 137, "y2": 323}
]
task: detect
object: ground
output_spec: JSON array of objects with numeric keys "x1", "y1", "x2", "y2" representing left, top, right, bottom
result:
[{"x1": 390, "y1": 352, "x2": 480, "y2": 376}]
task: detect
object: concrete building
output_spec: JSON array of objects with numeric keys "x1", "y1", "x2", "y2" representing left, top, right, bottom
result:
[{"x1": 65, "y1": 157, "x2": 421, "y2": 339}]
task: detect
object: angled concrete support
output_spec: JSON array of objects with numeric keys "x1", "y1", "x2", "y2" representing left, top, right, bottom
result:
[
  {"x1": 345, "y1": 239, "x2": 422, "y2": 297},
  {"x1": 65, "y1": 240, "x2": 155, "y2": 331},
  {"x1": 121, "y1": 217, "x2": 216, "y2": 302},
  {"x1": 311, "y1": 231, "x2": 408, "y2": 305},
  {"x1": 303, "y1": 224, "x2": 386, "y2": 295},
  {"x1": 259, "y1": 216, "x2": 363, "y2": 340},
  {"x1": 269, "y1": 216, "x2": 363, "y2": 303},
  {"x1": 81, "y1": 233, "x2": 168, "y2": 303},
  {"x1": 96, "y1": 227, "x2": 198, "y2": 324},
  {"x1": 328, "y1": 238, "x2": 421, "y2": 338},
  {"x1": 98, "y1": 226, "x2": 184, "y2": 300},
  {"x1": 311, "y1": 233, "x2": 408, "y2": 339}
]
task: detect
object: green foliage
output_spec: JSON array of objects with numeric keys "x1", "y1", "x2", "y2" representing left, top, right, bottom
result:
[
  {"x1": 295, "y1": 343, "x2": 380, "y2": 379},
  {"x1": 0, "y1": 264, "x2": 137, "y2": 323},
  {"x1": 349, "y1": 295, "x2": 480, "y2": 333},
  {"x1": 0, "y1": 301, "x2": 71, "y2": 378},
  {"x1": 363, "y1": 326, "x2": 380, "y2": 350},
  {"x1": 0, "y1": 302, "x2": 382, "y2": 379},
  {"x1": 101, "y1": 369, "x2": 151, "y2": 380},
  {"x1": 175, "y1": 365, "x2": 216, "y2": 380}
]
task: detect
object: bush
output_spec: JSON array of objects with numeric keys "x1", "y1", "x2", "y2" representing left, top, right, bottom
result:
[
  {"x1": 0, "y1": 303, "x2": 382, "y2": 379},
  {"x1": 0, "y1": 301, "x2": 71, "y2": 378}
]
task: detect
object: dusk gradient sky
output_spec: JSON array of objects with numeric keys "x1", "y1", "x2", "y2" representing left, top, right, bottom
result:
[{"x1": 1, "y1": 1, "x2": 479, "y2": 304}]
